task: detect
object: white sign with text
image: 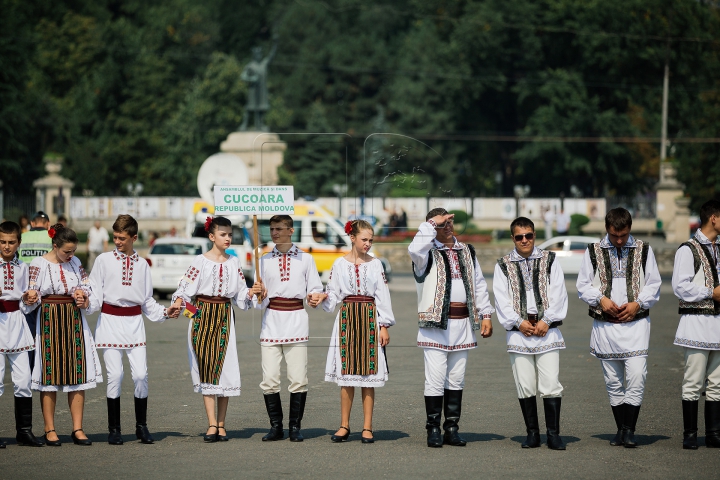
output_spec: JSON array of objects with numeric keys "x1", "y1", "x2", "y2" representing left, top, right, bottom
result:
[{"x1": 214, "y1": 185, "x2": 295, "y2": 215}]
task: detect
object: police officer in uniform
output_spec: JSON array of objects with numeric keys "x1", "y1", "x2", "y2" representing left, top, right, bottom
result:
[{"x1": 18, "y1": 211, "x2": 52, "y2": 370}]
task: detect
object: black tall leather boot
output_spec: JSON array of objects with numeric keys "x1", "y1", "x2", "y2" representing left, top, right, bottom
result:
[
  {"x1": 543, "y1": 397, "x2": 566, "y2": 450},
  {"x1": 288, "y1": 391, "x2": 307, "y2": 442},
  {"x1": 424, "y1": 395, "x2": 443, "y2": 448},
  {"x1": 621, "y1": 404, "x2": 641, "y2": 448},
  {"x1": 705, "y1": 400, "x2": 720, "y2": 448},
  {"x1": 682, "y1": 399, "x2": 699, "y2": 450},
  {"x1": 262, "y1": 393, "x2": 284, "y2": 441},
  {"x1": 134, "y1": 397, "x2": 154, "y2": 444},
  {"x1": 442, "y1": 389, "x2": 466, "y2": 446},
  {"x1": 609, "y1": 404, "x2": 624, "y2": 446},
  {"x1": 107, "y1": 397, "x2": 123, "y2": 445},
  {"x1": 14, "y1": 396, "x2": 44, "y2": 447},
  {"x1": 518, "y1": 397, "x2": 541, "y2": 448}
]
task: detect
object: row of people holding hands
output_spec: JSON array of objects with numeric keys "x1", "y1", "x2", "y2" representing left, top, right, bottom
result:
[{"x1": 0, "y1": 199, "x2": 718, "y2": 452}]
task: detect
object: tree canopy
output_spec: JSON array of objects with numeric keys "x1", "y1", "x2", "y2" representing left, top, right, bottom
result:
[{"x1": 2, "y1": 0, "x2": 719, "y2": 209}]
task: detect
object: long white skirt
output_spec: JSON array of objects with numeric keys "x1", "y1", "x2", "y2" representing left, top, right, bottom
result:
[
  {"x1": 31, "y1": 309, "x2": 103, "y2": 392},
  {"x1": 187, "y1": 312, "x2": 241, "y2": 397},
  {"x1": 324, "y1": 314, "x2": 388, "y2": 388}
]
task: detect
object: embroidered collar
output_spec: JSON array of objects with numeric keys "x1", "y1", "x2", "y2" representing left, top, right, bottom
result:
[
  {"x1": 694, "y1": 230, "x2": 720, "y2": 245},
  {"x1": 0, "y1": 257, "x2": 21, "y2": 267},
  {"x1": 509, "y1": 247, "x2": 543, "y2": 262},
  {"x1": 432, "y1": 237, "x2": 464, "y2": 251},
  {"x1": 113, "y1": 249, "x2": 139, "y2": 262},
  {"x1": 599, "y1": 234, "x2": 637, "y2": 249},
  {"x1": 271, "y1": 244, "x2": 301, "y2": 258}
]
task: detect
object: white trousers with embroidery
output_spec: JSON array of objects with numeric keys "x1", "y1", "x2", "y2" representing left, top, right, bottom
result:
[
  {"x1": 423, "y1": 349, "x2": 468, "y2": 396},
  {"x1": 260, "y1": 343, "x2": 308, "y2": 394},
  {"x1": 509, "y1": 350, "x2": 563, "y2": 399},
  {"x1": 601, "y1": 357, "x2": 647, "y2": 406},
  {"x1": 103, "y1": 347, "x2": 148, "y2": 399},
  {"x1": 0, "y1": 352, "x2": 32, "y2": 397},
  {"x1": 682, "y1": 348, "x2": 720, "y2": 401}
]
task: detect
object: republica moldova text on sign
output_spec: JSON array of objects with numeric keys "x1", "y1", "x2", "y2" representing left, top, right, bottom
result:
[{"x1": 214, "y1": 186, "x2": 295, "y2": 214}]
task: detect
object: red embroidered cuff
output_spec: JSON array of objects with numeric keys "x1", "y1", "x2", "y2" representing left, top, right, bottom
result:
[
  {"x1": 482, "y1": 314, "x2": 492, "y2": 320},
  {"x1": 427, "y1": 219, "x2": 437, "y2": 228}
]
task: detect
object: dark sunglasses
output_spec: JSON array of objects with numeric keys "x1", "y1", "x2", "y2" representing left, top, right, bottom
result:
[{"x1": 513, "y1": 233, "x2": 535, "y2": 242}]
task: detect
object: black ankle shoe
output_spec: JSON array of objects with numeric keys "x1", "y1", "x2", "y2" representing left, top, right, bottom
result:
[
  {"x1": 683, "y1": 432, "x2": 698, "y2": 450},
  {"x1": 44, "y1": 430, "x2": 61, "y2": 447},
  {"x1": 71, "y1": 429, "x2": 92, "y2": 446},
  {"x1": 108, "y1": 429, "x2": 123, "y2": 445},
  {"x1": 361, "y1": 429, "x2": 374, "y2": 444},
  {"x1": 135, "y1": 424, "x2": 154, "y2": 444},
  {"x1": 16, "y1": 430, "x2": 44, "y2": 447},
  {"x1": 427, "y1": 426, "x2": 443, "y2": 448},
  {"x1": 331, "y1": 426, "x2": 350, "y2": 443},
  {"x1": 443, "y1": 427, "x2": 467, "y2": 446},
  {"x1": 216, "y1": 426, "x2": 228, "y2": 442},
  {"x1": 204, "y1": 426, "x2": 218, "y2": 443}
]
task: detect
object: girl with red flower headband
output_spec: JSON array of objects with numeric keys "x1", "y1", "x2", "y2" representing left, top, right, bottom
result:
[
  {"x1": 321, "y1": 218, "x2": 394, "y2": 444},
  {"x1": 170, "y1": 215, "x2": 262, "y2": 443},
  {"x1": 21, "y1": 223, "x2": 102, "y2": 446}
]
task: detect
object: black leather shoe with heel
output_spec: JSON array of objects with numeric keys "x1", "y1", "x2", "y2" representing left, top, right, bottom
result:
[
  {"x1": 71, "y1": 429, "x2": 92, "y2": 446},
  {"x1": 361, "y1": 429, "x2": 374, "y2": 444},
  {"x1": 204, "y1": 425, "x2": 218, "y2": 443},
  {"x1": 331, "y1": 426, "x2": 350, "y2": 443},
  {"x1": 43, "y1": 430, "x2": 61, "y2": 447}
]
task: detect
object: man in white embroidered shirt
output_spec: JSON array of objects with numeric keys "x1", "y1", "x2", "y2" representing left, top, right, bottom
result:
[
  {"x1": 577, "y1": 207, "x2": 661, "y2": 448},
  {"x1": 493, "y1": 217, "x2": 568, "y2": 450},
  {"x1": 672, "y1": 199, "x2": 720, "y2": 449},
  {"x1": 409, "y1": 207, "x2": 494, "y2": 448}
]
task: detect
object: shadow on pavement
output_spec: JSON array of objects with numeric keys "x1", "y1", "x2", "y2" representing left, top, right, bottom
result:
[
  {"x1": 83, "y1": 431, "x2": 189, "y2": 443},
  {"x1": 511, "y1": 435, "x2": 581, "y2": 445},
  {"x1": 463, "y1": 432, "x2": 505, "y2": 442},
  {"x1": 591, "y1": 433, "x2": 670, "y2": 446}
]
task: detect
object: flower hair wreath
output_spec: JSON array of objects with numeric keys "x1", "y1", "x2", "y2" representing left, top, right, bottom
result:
[
  {"x1": 204, "y1": 216, "x2": 213, "y2": 232},
  {"x1": 48, "y1": 228, "x2": 56, "y2": 239},
  {"x1": 344, "y1": 220, "x2": 355, "y2": 235}
]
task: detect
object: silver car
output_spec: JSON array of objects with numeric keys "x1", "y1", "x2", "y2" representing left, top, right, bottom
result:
[
  {"x1": 536, "y1": 235, "x2": 601, "y2": 274},
  {"x1": 147, "y1": 237, "x2": 212, "y2": 298}
]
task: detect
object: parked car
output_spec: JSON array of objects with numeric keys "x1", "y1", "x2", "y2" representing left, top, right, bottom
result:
[
  {"x1": 147, "y1": 237, "x2": 212, "y2": 298},
  {"x1": 536, "y1": 235, "x2": 601, "y2": 274}
]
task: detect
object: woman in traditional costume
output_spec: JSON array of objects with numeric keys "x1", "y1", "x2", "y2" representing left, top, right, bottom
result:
[
  {"x1": 323, "y1": 219, "x2": 394, "y2": 443},
  {"x1": 22, "y1": 224, "x2": 102, "y2": 446},
  {"x1": 171, "y1": 216, "x2": 260, "y2": 442}
]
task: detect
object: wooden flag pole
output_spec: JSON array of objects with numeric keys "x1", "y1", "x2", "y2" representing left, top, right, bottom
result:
[{"x1": 253, "y1": 214, "x2": 264, "y2": 301}]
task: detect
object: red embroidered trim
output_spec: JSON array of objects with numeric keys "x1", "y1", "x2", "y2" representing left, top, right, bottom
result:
[
  {"x1": 260, "y1": 337, "x2": 310, "y2": 343},
  {"x1": 29, "y1": 266, "x2": 40, "y2": 285},
  {"x1": 3, "y1": 262, "x2": 14, "y2": 291}
]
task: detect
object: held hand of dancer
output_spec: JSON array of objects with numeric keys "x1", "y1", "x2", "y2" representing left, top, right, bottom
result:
[
  {"x1": 22, "y1": 290, "x2": 39, "y2": 305},
  {"x1": 379, "y1": 326, "x2": 390, "y2": 346},
  {"x1": 600, "y1": 296, "x2": 621, "y2": 317},
  {"x1": 534, "y1": 320, "x2": 549, "y2": 337},
  {"x1": 480, "y1": 318, "x2": 493, "y2": 338},
  {"x1": 713, "y1": 286, "x2": 720, "y2": 302},
  {"x1": 617, "y1": 301, "x2": 640, "y2": 322},
  {"x1": 166, "y1": 305, "x2": 181, "y2": 318},
  {"x1": 518, "y1": 320, "x2": 535, "y2": 337},
  {"x1": 74, "y1": 290, "x2": 89, "y2": 309}
]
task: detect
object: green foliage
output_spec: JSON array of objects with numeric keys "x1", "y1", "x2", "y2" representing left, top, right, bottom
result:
[
  {"x1": 448, "y1": 210, "x2": 469, "y2": 224},
  {"x1": 569, "y1": 214, "x2": 590, "y2": 235},
  {"x1": 1, "y1": 0, "x2": 720, "y2": 208}
]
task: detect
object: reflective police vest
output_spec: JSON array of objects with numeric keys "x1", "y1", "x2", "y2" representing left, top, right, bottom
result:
[{"x1": 19, "y1": 229, "x2": 52, "y2": 264}]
